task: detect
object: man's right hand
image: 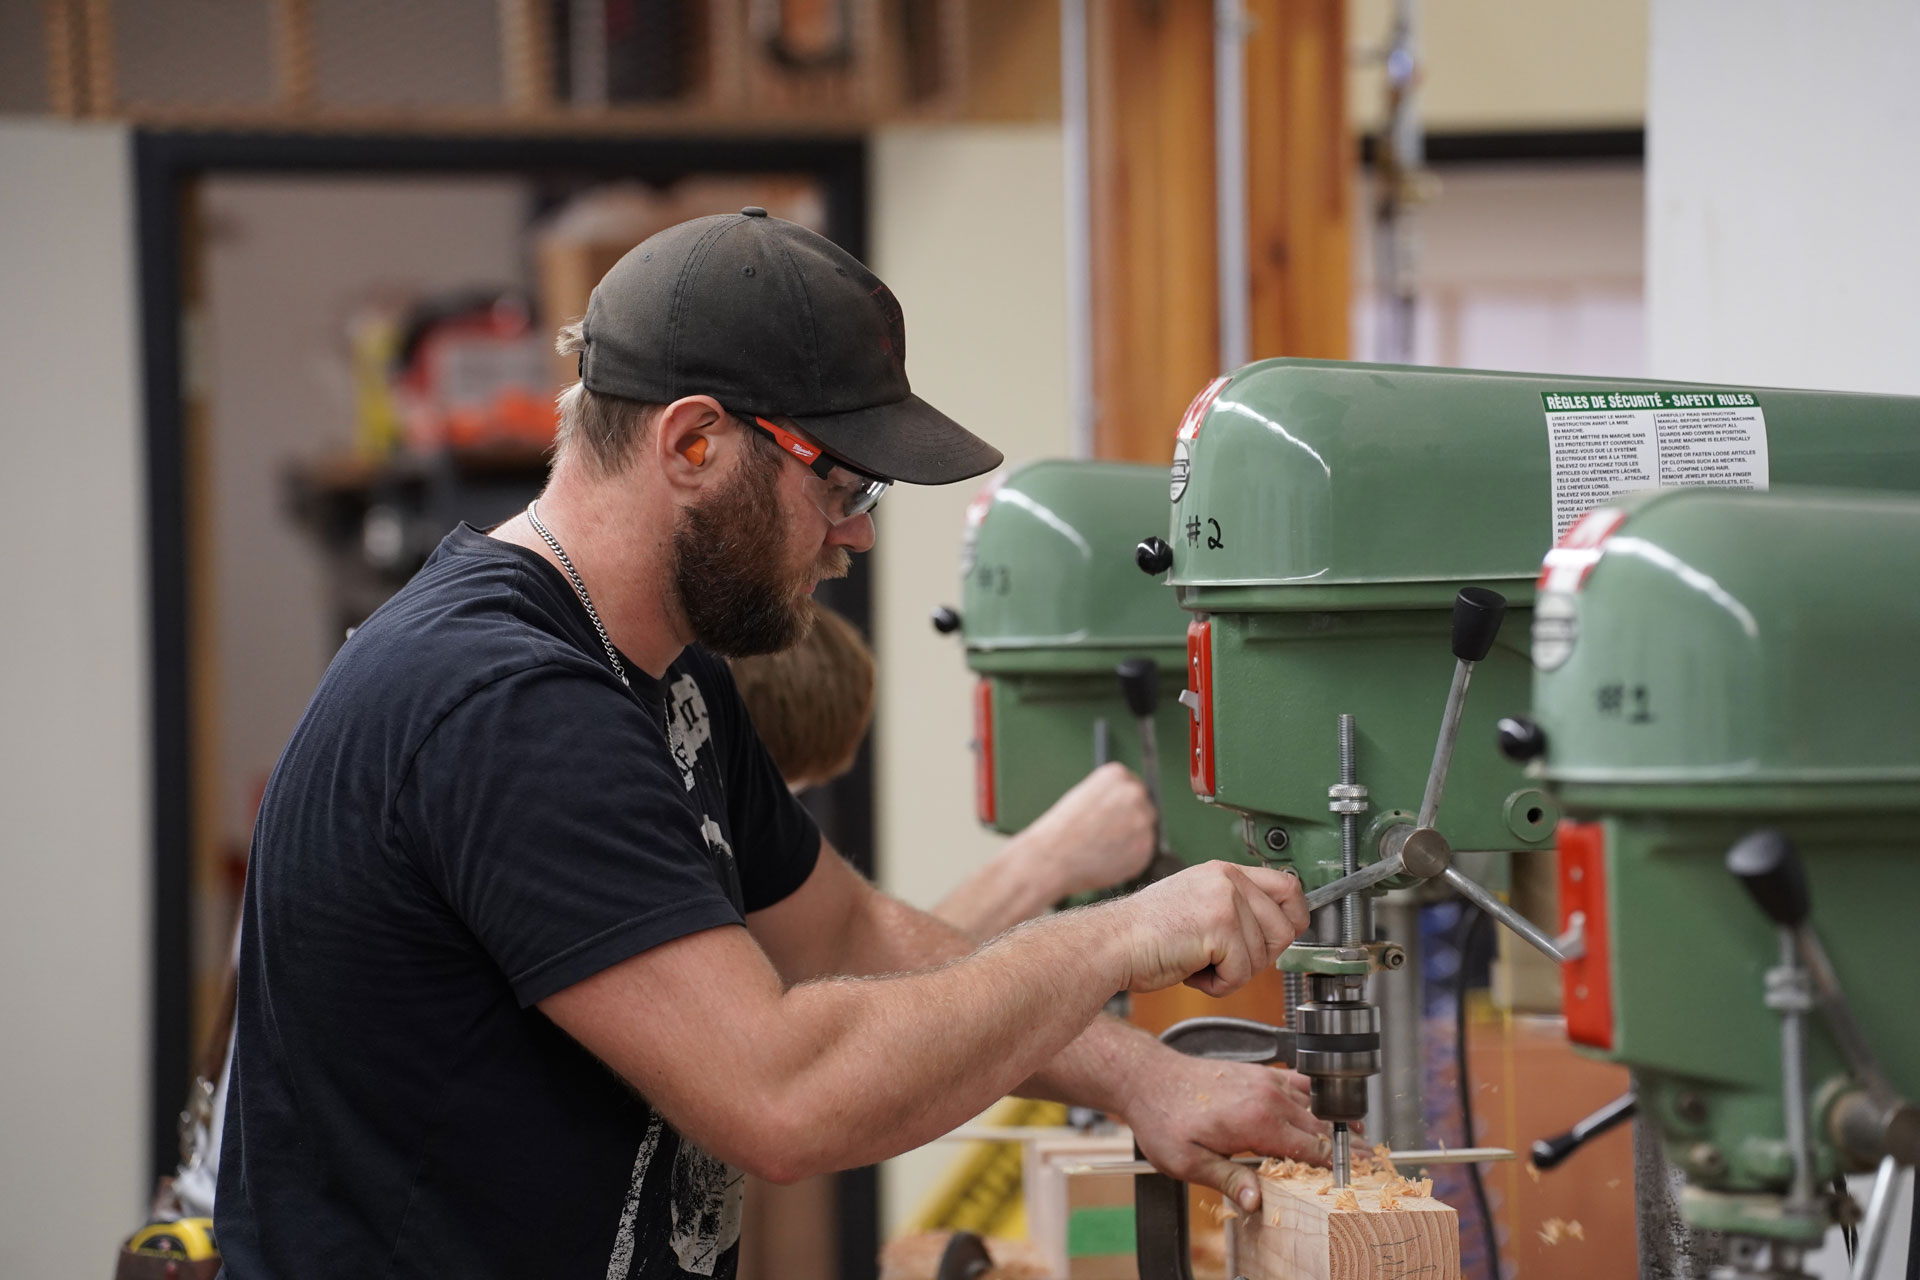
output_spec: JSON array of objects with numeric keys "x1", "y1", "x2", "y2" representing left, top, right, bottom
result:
[{"x1": 1110, "y1": 862, "x2": 1309, "y2": 996}]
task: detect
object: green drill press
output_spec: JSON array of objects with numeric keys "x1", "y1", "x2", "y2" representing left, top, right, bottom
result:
[
  {"x1": 1142, "y1": 359, "x2": 1920, "y2": 1189},
  {"x1": 1501, "y1": 486, "x2": 1920, "y2": 1279},
  {"x1": 937, "y1": 460, "x2": 1253, "y2": 887}
]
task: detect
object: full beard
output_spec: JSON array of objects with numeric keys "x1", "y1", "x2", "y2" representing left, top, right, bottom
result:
[{"x1": 671, "y1": 454, "x2": 849, "y2": 658}]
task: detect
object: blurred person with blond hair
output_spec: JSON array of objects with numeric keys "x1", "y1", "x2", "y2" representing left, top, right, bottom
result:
[{"x1": 729, "y1": 599, "x2": 1158, "y2": 938}]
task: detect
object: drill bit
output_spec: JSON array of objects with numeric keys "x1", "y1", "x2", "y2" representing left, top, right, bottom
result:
[{"x1": 1332, "y1": 1122, "x2": 1352, "y2": 1188}]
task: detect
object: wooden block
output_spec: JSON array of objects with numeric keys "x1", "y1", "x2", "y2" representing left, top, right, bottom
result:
[{"x1": 1234, "y1": 1162, "x2": 1459, "y2": 1280}]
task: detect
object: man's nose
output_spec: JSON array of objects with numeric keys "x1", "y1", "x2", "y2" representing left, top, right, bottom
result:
[{"x1": 829, "y1": 511, "x2": 876, "y2": 554}]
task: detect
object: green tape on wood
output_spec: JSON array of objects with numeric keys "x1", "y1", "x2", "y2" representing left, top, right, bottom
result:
[{"x1": 1066, "y1": 1205, "x2": 1136, "y2": 1257}]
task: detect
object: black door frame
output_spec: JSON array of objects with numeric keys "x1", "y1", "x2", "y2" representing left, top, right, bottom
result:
[{"x1": 134, "y1": 128, "x2": 877, "y2": 1278}]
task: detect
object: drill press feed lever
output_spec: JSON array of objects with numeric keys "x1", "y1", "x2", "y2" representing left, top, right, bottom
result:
[{"x1": 1728, "y1": 831, "x2": 1920, "y2": 1170}]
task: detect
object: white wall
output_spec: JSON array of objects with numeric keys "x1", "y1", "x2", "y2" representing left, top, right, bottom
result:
[
  {"x1": 1648, "y1": 0, "x2": 1920, "y2": 393},
  {"x1": 1350, "y1": 0, "x2": 1647, "y2": 132},
  {"x1": 1648, "y1": 6, "x2": 1919, "y2": 1275},
  {"x1": 0, "y1": 121, "x2": 149, "y2": 1270},
  {"x1": 868, "y1": 123, "x2": 1071, "y2": 1235},
  {"x1": 197, "y1": 176, "x2": 529, "y2": 985}
]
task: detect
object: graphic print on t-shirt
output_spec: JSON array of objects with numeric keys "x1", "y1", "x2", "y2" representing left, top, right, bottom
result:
[
  {"x1": 667, "y1": 674, "x2": 712, "y2": 790},
  {"x1": 603, "y1": 1113, "x2": 744, "y2": 1279}
]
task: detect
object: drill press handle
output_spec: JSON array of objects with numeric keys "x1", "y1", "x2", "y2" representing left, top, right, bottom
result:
[
  {"x1": 1726, "y1": 828, "x2": 1812, "y2": 928},
  {"x1": 1450, "y1": 586, "x2": 1508, "y2": 663},
  {"x1": 1116, "y1": 657, "x2": 1158, "y2": 721}
]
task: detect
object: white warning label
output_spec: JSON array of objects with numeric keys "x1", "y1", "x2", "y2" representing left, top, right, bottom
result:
[{"x1": 1543, "y1": 389, "x2": 1770, "y2": 539}]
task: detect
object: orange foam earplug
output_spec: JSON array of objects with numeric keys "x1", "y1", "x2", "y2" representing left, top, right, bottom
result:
[{"x1": 683, "y1": 437, "x2": 709, "y2": 466}]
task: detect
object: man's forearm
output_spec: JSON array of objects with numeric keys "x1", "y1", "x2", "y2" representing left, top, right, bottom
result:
[
  {"x1": 762, "y1": 909, "x2": 1130, "y2": 1177},
  {"x1": 829, "y1": 882, "x2": 1163, "y2": 1120}
]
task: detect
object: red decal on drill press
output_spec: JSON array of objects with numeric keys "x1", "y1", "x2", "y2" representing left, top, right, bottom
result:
[
  {"x1": 1538, "y1": 506, "x2": 1627, "y2": 593},
  {"x1": 1175, "y1": 376, "x2": 1231, "y2": 443},
  {"x1": 1558, "y1": 819, "x2": 1614, "y2": 1050},
  {"x1": 973, "y1": 677, "x2": 996, "y2": 825},
  {"x1": 1186, "y1": 619, "x2": 1217, "y2": 797}
]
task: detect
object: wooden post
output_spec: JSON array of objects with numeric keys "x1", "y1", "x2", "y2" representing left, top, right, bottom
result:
[
  {"x1": 1086, "y1": 0, "x2": 1349, "y2": 465},
  {"x1": 1085, "y1": 0, "x2": 1350, "y2": 1043},
  {"x1": 1235, "y1": 1160, "x2": 1459, "y2": 1280}
]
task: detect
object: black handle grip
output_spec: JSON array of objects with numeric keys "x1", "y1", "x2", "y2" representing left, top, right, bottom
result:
[
  {"x1": 1136, "y1": 536, "x2": 1174, "y2": 575},
  {"x1": 1496, "y1": 716, "x2": 1549, "y2": 762},
  {"x1": 1531, "y1": 1092, "x2": 1637, "y2": 1171},
  {"x1": 1451, "y1": 587, "x2": 1509, "y2": 662},
  {"x1": 1726, "y1": 829, "x2": 1811, "y2": 928},
  {"x1": 931, "y1": 605, "x2": 961, "y2": 635},
  {"x1": 1116, "y1": 658, "x2": 1158, "y2": 720}
]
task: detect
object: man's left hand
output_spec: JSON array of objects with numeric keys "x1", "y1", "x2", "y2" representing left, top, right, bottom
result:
[{"x1": 1122, "y1": 1051, "x2": 1333, "y2": 1215}]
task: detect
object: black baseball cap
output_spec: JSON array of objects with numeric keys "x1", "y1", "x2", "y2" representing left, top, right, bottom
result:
[{"x1": 578, "y1": 207, "x2": 1003, "y2": 486}]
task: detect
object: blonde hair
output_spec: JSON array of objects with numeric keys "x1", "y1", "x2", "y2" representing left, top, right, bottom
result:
[
  {"x1": 728, "y1": 601, "x2": 877, "y2": 788},
  {"x1": 552, "y1": 320, "x2": 661, "y2": 474}
]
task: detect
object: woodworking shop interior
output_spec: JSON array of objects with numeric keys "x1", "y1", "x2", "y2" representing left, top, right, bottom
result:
[{"x1": 8, "y1": 2, "x2": 1920, "y2": 1279}]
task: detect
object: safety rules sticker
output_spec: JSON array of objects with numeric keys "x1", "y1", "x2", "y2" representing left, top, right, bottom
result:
[{"x1": 1542, "y1": 389, "x2": 1770, "y2": 539}]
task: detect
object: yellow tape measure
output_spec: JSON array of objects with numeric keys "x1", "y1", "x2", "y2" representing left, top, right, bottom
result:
[{"x1": 127, "y1": 1218, "x2": 218, "y2": 1261}]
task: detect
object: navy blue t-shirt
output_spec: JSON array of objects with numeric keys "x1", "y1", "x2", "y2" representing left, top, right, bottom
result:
[{"x1": 217, "y1": 524, "x2": 821, "y2": 1279}]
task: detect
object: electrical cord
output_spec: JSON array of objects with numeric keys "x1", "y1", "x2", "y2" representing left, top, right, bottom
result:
[{"x1": 1454, "y1": 903, "x2": 1500, "y2": 1280}]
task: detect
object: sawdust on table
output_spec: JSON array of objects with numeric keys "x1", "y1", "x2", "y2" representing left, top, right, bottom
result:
[{"x1": 1538, "y1": 1217, "x2": 1586, "y2": 1246}]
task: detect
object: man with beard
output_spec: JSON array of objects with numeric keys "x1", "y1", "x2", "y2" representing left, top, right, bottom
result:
[{"x1": 217, "y1": 209, "x2": 1324, "y2": 1279}]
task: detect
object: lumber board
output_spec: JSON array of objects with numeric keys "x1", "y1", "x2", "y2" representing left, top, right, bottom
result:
[{"x1": 1232, "y1": 1155, "x2": 1459, "y2": 1280}]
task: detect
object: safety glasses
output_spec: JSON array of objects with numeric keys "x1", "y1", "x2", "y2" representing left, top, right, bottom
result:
[{"x1": 745, "y1": 415, "x2": 891, "y2": 523}]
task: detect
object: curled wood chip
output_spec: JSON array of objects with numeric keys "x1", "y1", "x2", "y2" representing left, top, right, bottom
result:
[
  {"x1": 1372, "y1": 1144, "x2": 1398, "y2": 1175},
  {"x1": 1208, "y1": 1199, "x2": 1241, "y2": 1223},
  {"x1": 1539, "y1": 1217, "x2": 1586, "y2": 1246},
  {"x1": 1567, "y1": 1220, "x2": 1585, "y2": 1241},
  {"x1": 1332, "y1": 1189, "x2": 1360, "y2": 1212},
  {"x1": 1316, "y1": 1182, "x2": 1332, "y2": 1196},
  {"x1": 1410, "y1": 1177, "x2": 1433, "y2": 1198},
  {"x1": 1525, "y1": 1162, "x2": 1541, "y2": 1183}
]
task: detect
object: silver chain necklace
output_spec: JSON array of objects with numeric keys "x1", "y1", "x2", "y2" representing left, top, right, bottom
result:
[{"x1": 525, "y1": 500, "x2": 630, "y2": 689}]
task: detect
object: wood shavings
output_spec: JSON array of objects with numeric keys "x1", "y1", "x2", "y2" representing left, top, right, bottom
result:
[
  {"x1": 1567, "y1": 1220, "x2": 1585, "y2": 1241},
  {"x1": 1256, "y1": 1157, "x2": 1318, "y2": 1181},
  {"x1": 1371, "y1": 1144, "x2": 1398, "y2": 1176},
  {"x1": 1332, "y1": 1188, "x2": 1360, "y2": 1212},
  {"x1": 1606, "y1": 1178, "x2": 1621, "y2": 1189},
  {"x1": 1378, "y1": 1188, "x2": 1400, "y2": 1211},
  {"x1": 1538, "y1": 1217, "x2": 1585, "y2": 1246},
  {"x1": 1208, "y1": 1198, "x2": 1241, "y2": 1223},
  {"x1": 1525, "y1": 1161, "x2": 1541, "y2": 1183}
]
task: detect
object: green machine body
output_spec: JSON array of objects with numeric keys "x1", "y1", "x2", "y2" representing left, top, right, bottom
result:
[
  {"x1": 951, "y1": 460, "x2": 1249, "y2": 880},
  {"x1": 1160, "y1": 359, "x2": 1920, "y2": 901},
  {"x1": 1520, "y1": 486, "x2": 1920, "y2": 1245}
]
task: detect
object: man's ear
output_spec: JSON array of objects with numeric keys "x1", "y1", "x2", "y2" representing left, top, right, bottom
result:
[{"x1": 654, "y1": 396, "x2": 735, "y2": 492}]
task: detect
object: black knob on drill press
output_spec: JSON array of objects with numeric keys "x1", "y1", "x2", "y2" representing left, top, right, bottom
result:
[
  {"x1": 1116, "y1": 658, "x2": 1158, "y2": 720},
  {"x1": 930, "y1": 605, "x2": 961, "y2": 635},
  {"x1": 1135, "y1": 536, "x2": 1173, "y2": 575},
  {"x1": 1496, "y1": 716, "x2": 1549, "y2": 762},
  {"x1": 1451, "y1": 587, "x2": 1509, "y2": 662},
  {"x1": 1726, "y1": 828, "x2": 1811, "y2": 927}
]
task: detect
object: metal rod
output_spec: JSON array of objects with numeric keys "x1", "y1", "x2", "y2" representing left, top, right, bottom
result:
[
  {"x1": 1069, "y1": 1148, "x2": 1517, "y2": 1177},
  {"x1": 1376, "y1": 898, "x2": 1427, "y2": 1152},
  {"x1": 1061, "y1": 0, "x2": 1095, "y2": 459},
  {"x1": 1798, "y1": 926, "x2": 1902, "y2": 1108},
  {"x1": 1338, "y1": 714, "x2": 1359, "y2": 947},
  {"x1": 1418, "y1": 659, "x2": 1473, "y2": 829},
  {"x1": 1305, "y1": 853, "x2": 1407, "y2": 914},
  {"x1": 1851, "y1": 1156, "x2": 1904, "y2": 1280},
  {"x1": 1333, "y1": 1124, "x2": 1352, "y2": 1188},
  {"x1": 1213, "y1": 0, "x2": 1250, "y2": 372},
  {"x1": 1441, "y1": 866, "x2": 1571, "y2": 963},
  {"x1": 1779, "y1": 931, "x2": 1818, "y2": 1215}
]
